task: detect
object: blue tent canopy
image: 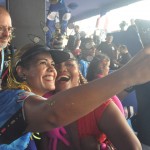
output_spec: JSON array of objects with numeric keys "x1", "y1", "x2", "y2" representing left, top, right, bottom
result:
[{"x1": 64, "y1": 0, "x2": 142, "y2": 22}]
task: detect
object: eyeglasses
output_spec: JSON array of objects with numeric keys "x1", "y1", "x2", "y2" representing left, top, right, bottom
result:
[{"x1": 0, "y1": 26, "x2": 14, "y2": 33}]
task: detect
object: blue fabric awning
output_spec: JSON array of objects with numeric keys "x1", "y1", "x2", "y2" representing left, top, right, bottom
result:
[{"x1": 64, "y1": 0, "x2": 142, "y2": 22}]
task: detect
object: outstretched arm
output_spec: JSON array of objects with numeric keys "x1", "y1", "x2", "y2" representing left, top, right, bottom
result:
[{"x1": 25, "y1": 47, "x2": 150, "y2": 133}]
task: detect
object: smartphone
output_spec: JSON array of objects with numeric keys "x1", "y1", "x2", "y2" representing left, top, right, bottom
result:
[{"x1": 135, "y1": 19, "x2": 150, "y2": 48}]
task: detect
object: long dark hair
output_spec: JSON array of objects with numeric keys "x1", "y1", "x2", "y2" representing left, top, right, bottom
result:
[{"x1": 86, "y1": 53, "x2": 110, "y2": 81}]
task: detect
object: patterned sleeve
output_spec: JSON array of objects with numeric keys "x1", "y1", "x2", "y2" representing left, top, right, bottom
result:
[
  {"x1": 0, "y1": 89, "x2": 34, "y2": 144},
  {"x1": 17, "y1": 91, "x2": 35, "y2": 121},
  {"x1": 0, "y1": 90, "x2": 34, "y2": 126}
]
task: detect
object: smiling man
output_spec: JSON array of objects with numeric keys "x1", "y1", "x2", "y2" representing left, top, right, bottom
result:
[{"x1": 0, "y1": 6, "x2": 14, "y2": 88}]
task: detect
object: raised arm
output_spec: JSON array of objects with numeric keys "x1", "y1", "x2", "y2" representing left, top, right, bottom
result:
[{"x1": 25, "y1": 47, "x2": 150, "y2": 132}]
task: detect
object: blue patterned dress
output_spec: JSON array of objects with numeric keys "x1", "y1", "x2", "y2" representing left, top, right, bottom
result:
[{"x1": 0, "y1": 89, "x2": 34, "y2": 150}]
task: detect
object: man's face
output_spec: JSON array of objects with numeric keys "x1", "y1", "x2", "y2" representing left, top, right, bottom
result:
[
  {"x1": 0, "y1": 13, "x2": 12, "y2": 50},
  {"x1": 74, "y1": 26, "x2": 79, "y2": 33},
  {"x1": 87, "y1": 46, "x2": 96, "y2": 57},
  {"x1": 106, "y1": 35, "x2": 113, "y2": 44}
]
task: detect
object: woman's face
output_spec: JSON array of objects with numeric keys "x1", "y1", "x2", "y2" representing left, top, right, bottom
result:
[
  {"x1": 98, "y1": 60, "x2": 110, "y2": 77},
  {"x1": 20, "y1": 52, "x2": 57, "y2": 96},
  {"x1": 55, "y1": 59, "x2": 80, "y2": 92}
]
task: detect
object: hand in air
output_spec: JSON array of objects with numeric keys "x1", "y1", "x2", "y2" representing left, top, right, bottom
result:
[{"x1": 120, "y1": 47, "x2": 150, "y2": 86}]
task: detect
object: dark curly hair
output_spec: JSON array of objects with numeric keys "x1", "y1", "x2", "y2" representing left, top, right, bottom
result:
[{"x1": 86, "y1": 53, "x2": 110, "y2": 81}]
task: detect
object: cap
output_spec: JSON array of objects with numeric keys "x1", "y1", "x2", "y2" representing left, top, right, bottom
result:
[{"x1": 13, "y1": 44, "x2": 70, "y2": 67}]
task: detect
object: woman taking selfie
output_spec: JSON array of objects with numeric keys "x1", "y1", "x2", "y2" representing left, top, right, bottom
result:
[{"x1": 1, "y1": 43, "x2": 150, "y2": 149}]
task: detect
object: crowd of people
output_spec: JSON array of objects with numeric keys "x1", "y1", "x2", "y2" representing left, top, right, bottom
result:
[{"x1": 0, "y1": 5, "x2": 150, "y2": 150}]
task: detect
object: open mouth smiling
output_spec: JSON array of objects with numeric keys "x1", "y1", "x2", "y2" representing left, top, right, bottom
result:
[
  {"x1": 57, "y1": 75, "x2": 71, "y2": 82},
  {"x1": 44, "y1": 75, "x2": 55, "y2": 81}
]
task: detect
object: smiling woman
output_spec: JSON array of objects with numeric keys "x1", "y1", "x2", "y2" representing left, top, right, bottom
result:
[
  {"x1": 39, "y1": 55, "x2": 126, "y2": 150},
  {"x1": 8, "y1": 44, "x2": 69, "y2": 95},
  {"x1": 55, "y1": 58, "x2": 82, "y2": 92},
  {"x1": 2, "y1": 42, "x2": 150, "y2": 150}
]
